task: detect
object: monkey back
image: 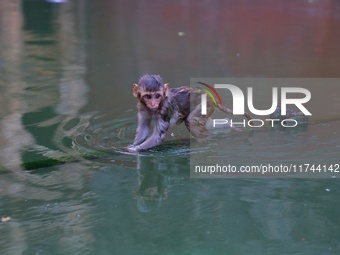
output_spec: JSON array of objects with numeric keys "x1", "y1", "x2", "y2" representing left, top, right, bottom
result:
[{"x1": 161, "y1": 87, "x2": 203, "y2": 124}]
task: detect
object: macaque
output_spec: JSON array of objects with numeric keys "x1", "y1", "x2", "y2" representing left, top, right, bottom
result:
[{"x1": 127, "y1": 74, "x2": 251, "y2": 152}]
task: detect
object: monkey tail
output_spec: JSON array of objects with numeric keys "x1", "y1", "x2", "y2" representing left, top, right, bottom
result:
[{"x1": 216, "y1": 103, "x2": 252, "y2": 120}]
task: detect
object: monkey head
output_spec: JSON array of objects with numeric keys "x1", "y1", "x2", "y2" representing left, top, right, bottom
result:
[{"x1": 133, "y1": 74, "x2": 169, "y2": 111}]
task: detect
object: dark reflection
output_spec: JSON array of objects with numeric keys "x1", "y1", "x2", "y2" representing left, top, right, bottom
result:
[
  {"x1": 134, "y1": 155, "x2": 189, "y2": 213},
  {"x1": 23, "y1": 0, "x2": 54, "y2": 34}
]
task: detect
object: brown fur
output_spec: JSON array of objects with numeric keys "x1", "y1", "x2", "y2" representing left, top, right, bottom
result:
[{"x1": 127, "y1": 74, "x2": 251, "y2": 152}]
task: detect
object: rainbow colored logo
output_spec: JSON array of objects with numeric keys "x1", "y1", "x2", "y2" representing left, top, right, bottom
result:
[{"x1": 197, "y1": 82, "x2": 223, "y2": 106}]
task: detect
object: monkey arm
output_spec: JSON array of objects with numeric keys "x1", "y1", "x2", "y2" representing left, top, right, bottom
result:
[
  {"x1": 132, "y1": 107, "x2": 152, "y2": 146},
  {"x1": 138, "y1": 118, "x2": 170, "y2": 150},
  {"x1": 134, "y1": 117, "x2": 170, "y2": 151}
]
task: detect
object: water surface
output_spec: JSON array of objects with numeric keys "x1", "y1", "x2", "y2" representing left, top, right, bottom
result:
[{"x1": 1, "y1": 0, "x2": 340, "y2": 254}]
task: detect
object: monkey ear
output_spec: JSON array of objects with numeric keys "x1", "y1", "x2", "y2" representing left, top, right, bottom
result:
[
  {"x1": 133, "y1": 84, "x2": 139, "y2": 98},
  {"x1": 164, "y1": 83, "x2": 169, "y2": 98}
]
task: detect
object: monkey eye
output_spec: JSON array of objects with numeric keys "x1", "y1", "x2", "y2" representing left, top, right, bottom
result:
[
  {"x1": 154, "y1": 93, "x2": 162, "y2": 99},
  {"x1": 144, "y1": 95, "x2": 152, "y2": 100}
]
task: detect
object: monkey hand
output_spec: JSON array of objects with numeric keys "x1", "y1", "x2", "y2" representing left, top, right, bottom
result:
[{"x1": 126, "y1": 144, "x2": 143, "y2": 153}]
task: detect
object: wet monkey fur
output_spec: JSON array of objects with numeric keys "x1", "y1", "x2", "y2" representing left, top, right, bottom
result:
[{"x1": 127, "y1": 74, "x2": 251, "y2": 152}]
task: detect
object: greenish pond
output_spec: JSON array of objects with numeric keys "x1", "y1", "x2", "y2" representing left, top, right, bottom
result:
[{"x1": 1, "y1": 0, "x2": 340, "y2": 254}]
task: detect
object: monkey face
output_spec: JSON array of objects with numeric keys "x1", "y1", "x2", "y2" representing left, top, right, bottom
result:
[
  {"x1": 142, "y1": 92, "x2": 163, "y2": 110},
  {"x1": 133, "y1": 77, "x2": 169, "y2": 111}
]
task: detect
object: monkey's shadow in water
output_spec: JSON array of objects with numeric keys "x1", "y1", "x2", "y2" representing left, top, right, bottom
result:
[{"x1": 133, "y1": 154, "x2": 190, "y2": 213}]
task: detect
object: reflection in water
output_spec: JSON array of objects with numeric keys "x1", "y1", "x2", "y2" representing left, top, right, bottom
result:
[
  {"x1": 87, "y1": 0, "x2": 340, "y2": 88},
  {"x1": 1, "y1": 0, "x2": 94, "y2": 254},
  {"x1": 56, "y1": 0, "x2": 88, "y2": 117},
  {"x1": 0, "y1": 0, "x2": 89, "y2": 170},
  {"x1": 0, "y1": 0, "x2": 32, "y2": 170},
  {"x1": 135, "y1": 155, "x2": 188, "y2": 213}
]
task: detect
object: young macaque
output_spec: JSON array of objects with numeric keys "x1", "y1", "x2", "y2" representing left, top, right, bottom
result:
[{"x1": 127, "y1": 74, "x2": 251, "y2": 152}]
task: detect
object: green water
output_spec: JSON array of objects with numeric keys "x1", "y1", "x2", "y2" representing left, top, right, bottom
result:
[{"x1": 1, "y1": 0, "x2": 340, "y2": 254}]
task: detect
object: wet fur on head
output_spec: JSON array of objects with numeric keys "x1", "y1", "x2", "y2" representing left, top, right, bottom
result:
[{"x1": 138, "y1": 74, "x2": 164, "y2": 92}]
